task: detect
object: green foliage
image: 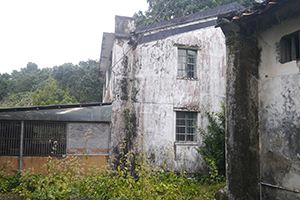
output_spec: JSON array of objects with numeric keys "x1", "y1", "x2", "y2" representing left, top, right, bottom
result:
[
  {"x1": 0, "y1": 92, "x2": 33, "y2": 107},
  {"x1": 1, "y1": 139, "x2": 224, "y2": 199},
  {"x1": 0, "y1": 59, "x2": 103, "y2": 108},
  {"x1": 197, "y1": 105, "x2": 225, "y2": 179},
  {"x1": 32, "y1": 76, "x2": 76, "y2": 106},
  {"x1": 0, "y1": 162, "x2": 21, "y2": 196},
  {"x1": 134, "y1": 0, "x2": 255, "y2": 28},
  {"x1": 51, "y1": 60, "x2": 102, "y2": 103}
]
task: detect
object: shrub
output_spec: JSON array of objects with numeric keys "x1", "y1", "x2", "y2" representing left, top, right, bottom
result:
[
  {"x1": 0, "y1": 162, "x2": 21, "y2": 197},
  {"x1": 1, "y1": 136, "x2": 224, "y2": 199},
  {"x1": 196, "y1": 104, "x2": 225, "y2": 181}
]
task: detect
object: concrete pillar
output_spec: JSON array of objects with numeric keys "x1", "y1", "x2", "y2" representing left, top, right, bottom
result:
[{"x1": 222, "y1": 25, "x2": 261, "y2": 199}]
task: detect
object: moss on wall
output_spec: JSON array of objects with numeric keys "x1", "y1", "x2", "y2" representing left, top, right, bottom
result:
[{"x1": 222, "y1": 23, "x2": 261, "y2": 199}]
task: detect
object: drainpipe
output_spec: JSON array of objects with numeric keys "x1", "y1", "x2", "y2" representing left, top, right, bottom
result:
[
  {"x1": 19, "y1": 121, "x2": 24, "y2": 171},
  {"x1": 260, "y1": 182, "x2": 299, "y2": 199}
]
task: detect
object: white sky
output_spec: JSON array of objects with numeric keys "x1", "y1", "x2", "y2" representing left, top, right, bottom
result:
[{"x1": 0, "y1": 0, "x2": 148, "y2": 74}]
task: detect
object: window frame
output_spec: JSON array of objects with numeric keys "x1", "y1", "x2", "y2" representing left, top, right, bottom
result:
[
  {"x1": 177, "y1": 48, "x2": 197, "y2": 79},
  {"x1": 280, "y1": 30, "x2": 300, "y2": 63},
  {"x1": 175, "y1": 111, "x2": 197, "y2": 142}
]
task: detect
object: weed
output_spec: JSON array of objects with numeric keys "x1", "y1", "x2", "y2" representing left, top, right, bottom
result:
[{"x1": 1, "y1": 135, "x2": 224, "y2": 199}]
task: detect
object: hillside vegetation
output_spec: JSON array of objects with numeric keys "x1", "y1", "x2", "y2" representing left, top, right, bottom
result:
[{"x1": 0, "y1": 60, "x2": 103, "y2": 107}]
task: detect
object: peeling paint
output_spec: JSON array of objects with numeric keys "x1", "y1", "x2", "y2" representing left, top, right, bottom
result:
[{"x1": 103, "y1": 11, "x2": 227, "y2": 173}]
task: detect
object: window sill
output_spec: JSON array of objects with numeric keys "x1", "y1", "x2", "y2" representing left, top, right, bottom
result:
[
  {"x1": 176, "y1": 77, "x2": 198, "y2": 81},
  {"x1": 174, "y1": 142, "x2": 199, "y2": 147}
]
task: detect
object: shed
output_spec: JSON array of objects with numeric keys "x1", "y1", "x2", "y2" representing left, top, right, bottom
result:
[{"x1": 0, "y1": 103, "x2": 111, "y2": 174}]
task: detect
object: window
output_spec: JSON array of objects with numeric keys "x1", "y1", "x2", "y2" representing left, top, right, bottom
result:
[
  {"x1": 280, "y1": 30, "x2": 300, "y2": 63},
  {"x1": 23, "y1": 122, "x2": 66, "y2": 156},
  {"x1": 178, "y1": 49, "x2": 197, "y2": 78},
  {"x1": 176, "y1": 112, "x2": 197, "y2": 142},
  {"x1": 0, "y1": 121, "x2": 66, "y2": 156},
  {"x1": 0, "y1": 121, "x2": 21, "y2": 155}
]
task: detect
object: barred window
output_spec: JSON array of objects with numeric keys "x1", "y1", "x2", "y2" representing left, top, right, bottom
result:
[
  {"x1": 23, "y1": 122, "x2": 66, "y2": 156},
  {"x1": 0, "y1": 121, "x2": 66, "y2": 156},
  {"x1": 176, "y1": 112, "x2": 197, "y2": 142},
  {"x1": 178, "y1": 49, "x2": 197, "y2": 78},
  {"x1": 280, "y1": 30, "x2": 300, "y2": 63},
  {"x1": 0, "y1": 121, "x2": 21, "y2": 155}
]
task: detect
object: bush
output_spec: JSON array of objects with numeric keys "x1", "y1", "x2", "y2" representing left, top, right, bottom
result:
[
  {"x1": 0, "y1": 162, "x2": 21, "y2": 197},
  {"x1": 1, "y1": 137, "x2": 224, "y2": 199},
  {"x1": 196, "y1": 104, "x2": 225, "y2": 182}
]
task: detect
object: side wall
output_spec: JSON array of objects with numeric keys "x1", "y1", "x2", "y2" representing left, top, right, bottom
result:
[
  {"x1": 109, "y1": 24, "x2": 226, "y2": 173},
  {"x1": 258, "y1": 15, "x2": 300, "y2": 199}
]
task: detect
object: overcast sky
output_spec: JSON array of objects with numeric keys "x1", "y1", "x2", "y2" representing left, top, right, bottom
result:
[{"x1": 0, "y1": 0, "x2": 148, "y2": 74}]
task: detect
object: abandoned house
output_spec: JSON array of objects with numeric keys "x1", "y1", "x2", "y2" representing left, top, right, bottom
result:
[
  {"x1": 217, "y1": 0, "x2": 300, "y2": 199},
  {"x1": 0, "y1": 103, "x2": 111, "y2": 174},
  {"x1": 99, "y1": 2, "x2": 243, "y2": 173}
]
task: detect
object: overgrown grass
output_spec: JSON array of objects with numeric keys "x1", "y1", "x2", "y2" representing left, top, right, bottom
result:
[{"x1": 0, "y1": 138, "x2": 225, "y2": 199}]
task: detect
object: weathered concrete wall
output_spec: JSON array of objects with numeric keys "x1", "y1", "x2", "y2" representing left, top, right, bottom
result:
[
  {"x1": 222, "y1": 25, "x2": 260, "y2": 199},
  {"x1": 68, "y1": 123, "x2": 110, "y2": 156},
  {"x1": 107, "y1": 17, "x2": 226, "y2": 173},
  {"x1": 258, "y1": 15, "x2": 300, "y2": 199}
]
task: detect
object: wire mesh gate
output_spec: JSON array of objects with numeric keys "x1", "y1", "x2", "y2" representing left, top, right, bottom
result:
[{"x1": 0, "y1": 121, "x2": 67, "y2": 157}]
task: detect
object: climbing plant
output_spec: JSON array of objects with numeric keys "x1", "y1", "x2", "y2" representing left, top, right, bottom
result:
[{"x1": 197, "y1": 105, "x2": 225, "y2": 177}]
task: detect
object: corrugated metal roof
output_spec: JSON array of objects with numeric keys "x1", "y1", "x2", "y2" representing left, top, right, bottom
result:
[{"x1": 0, "y1": 103, "x2": 112, "y2": 122}]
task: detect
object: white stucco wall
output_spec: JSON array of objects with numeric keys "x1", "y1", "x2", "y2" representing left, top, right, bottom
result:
[
  {"x1": 258, "y1": 15, "x2": 300, "y2": 196},
  {"x1": 106, "y1": 19, "x2": 226, "y2": 173}
]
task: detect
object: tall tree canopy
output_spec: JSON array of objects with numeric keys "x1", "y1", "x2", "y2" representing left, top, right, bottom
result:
[
  {"x1": 134, "y1": 0, "x2": 254, "y2": 28},
  {"x1": 0, "y1": 59, "x2": 103, "y2": 107}
]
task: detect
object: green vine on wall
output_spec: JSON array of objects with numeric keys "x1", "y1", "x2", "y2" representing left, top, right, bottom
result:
[{"x1": 196, "y1": 104, "x2": 225, "y2": 183}]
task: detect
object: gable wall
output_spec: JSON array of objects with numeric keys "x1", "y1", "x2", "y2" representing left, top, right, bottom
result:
[{"x1": 108, "y1": 22, "x2": 226, "y2": 173}]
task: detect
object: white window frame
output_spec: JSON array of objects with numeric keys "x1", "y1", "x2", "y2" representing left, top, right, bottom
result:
[
  {"x1": 177, "y1": 48, "x2": 197, "y2": 79},
  {"x1": 175, "y1": 111, "x2": 197, "y2": 142}
]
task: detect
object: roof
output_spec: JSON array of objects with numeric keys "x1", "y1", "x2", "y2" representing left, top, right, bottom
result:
[
  {"x1": 0, "y1": 103, "x2": 112, "y2": 122},
  {"x1": 217, "y1": 0, "x2": 300, "y2": 32},
  {"x1": 136, "y1": 2, "x2": 244, "y2": 33},
  {"x1": 99, "y1": 32, "x2": 115, "y2": 78},
  {"x1": 99, "y1": 2, "x2": 244, "y2": 73}
]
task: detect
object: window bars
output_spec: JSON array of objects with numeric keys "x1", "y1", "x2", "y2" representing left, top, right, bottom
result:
[
  {"x1": 176, "y1": 112, "x2": 197, "y2": 142},
  {"x1": 0, "y1": 121, "x2": 66, "y2": 156}
]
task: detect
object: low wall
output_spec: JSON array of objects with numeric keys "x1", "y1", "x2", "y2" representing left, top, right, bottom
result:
[{"x1": 0, "y1": 155, "x2": 108, "y2": 175}]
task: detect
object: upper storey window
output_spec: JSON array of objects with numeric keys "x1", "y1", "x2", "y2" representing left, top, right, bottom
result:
[
  {"x1": 280, "y1": 31, "x2": 300, "y2": 63},
  {"x1": 178, "y1": 49, "x2": 197, "y2": 78}
]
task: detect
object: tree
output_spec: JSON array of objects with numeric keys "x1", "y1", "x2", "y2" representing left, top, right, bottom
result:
[
  {"x1": 25, "y1": 62, "x2": 38, "y2": 73},
  {"x1": 10, "y1": 62, "x2": 41, "y2": 93},
  {"x1": 0, "y1": 59, "x2": 103, "y2": 108},
  {"x1": 32, "y1": 77, "x2": 76, "y2": 106},
  {"x1": 0, "y1": 73, "x2": 16, "y2": 101},
  {"x1": 0, "y1": 92, "x2": 33, "y2": 108},
  {"x1": 51, "y1": 60, "x2": 102, "y2": 103},
  {"x1": 134, "y1": 0, "x2": 254, "y2": 28}
]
